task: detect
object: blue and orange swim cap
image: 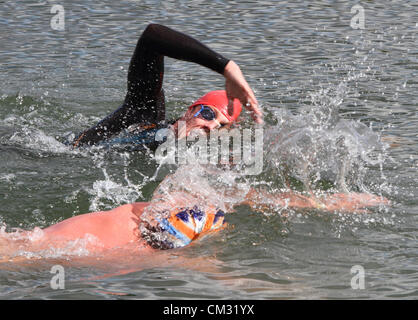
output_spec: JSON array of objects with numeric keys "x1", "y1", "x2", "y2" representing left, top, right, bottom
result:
[{"x1": 141, "y1": 205, "x2": 226, "y2": 249}]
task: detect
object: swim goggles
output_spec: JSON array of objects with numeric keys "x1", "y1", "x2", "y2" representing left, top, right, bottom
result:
[{"x1": 193, "y1": 105, "x2": 216, "y2": 121}]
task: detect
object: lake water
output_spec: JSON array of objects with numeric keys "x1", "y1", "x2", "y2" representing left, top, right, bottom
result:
[{"x1": 0, "y1": 0, "x2": 417, "y2": 299}]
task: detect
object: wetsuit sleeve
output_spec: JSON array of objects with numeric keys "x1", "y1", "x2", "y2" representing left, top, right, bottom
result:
[
  {"x1": 73, "y1": 24, "x2": 230, "y2": 147},
  {"x1": 139, "y1": 24, "x2": 230, "y2": 74}
]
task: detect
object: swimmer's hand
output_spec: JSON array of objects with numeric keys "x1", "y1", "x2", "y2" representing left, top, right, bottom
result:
[{"x1": 223, "y1": 60, "x2": 263, "y2": 124}]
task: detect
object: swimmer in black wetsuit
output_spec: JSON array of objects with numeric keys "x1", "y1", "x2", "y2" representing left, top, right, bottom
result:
[{"x1": 72, "y1": 24, "x2": 262, "y2": 148}]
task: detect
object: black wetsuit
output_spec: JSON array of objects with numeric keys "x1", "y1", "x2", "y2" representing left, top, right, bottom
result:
[{"x1": 72, "y1": 24, "x2": 230, "y2": 147}]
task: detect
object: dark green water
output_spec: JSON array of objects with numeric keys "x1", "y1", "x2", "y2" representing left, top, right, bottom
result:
[{"x1": 0, "y1": 1, "x2": 417, "y2": 299}]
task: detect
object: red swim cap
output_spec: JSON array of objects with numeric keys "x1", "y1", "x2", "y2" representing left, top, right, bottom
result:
[{"x1": 188, "y1": 90, "x2": 242, "y2": 122}]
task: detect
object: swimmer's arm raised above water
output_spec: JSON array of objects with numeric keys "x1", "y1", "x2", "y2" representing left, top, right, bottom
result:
[{"x1": 138, "y1": 24, "x2": 261, "y2": 121}]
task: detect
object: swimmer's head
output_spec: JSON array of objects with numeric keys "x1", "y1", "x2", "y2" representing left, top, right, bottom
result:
[
  {"x1": 189, "y1": 90, "x2": 242, "y2": 122},
  {"x1": 173, "y1": 90, "x2": 242, "y2": 139},
  {"x1": 140, "y1": 205, "x2": 226, "y2": 250}
]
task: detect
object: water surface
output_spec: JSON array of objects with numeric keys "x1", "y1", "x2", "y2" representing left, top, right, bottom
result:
[{"x1": 0, "y1": 0, "x2": 417, "y2": 299}]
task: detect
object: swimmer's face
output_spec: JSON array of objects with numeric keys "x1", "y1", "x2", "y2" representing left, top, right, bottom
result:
[{"x1": 173, "y1": 105, "x2": 231, "y2": 139}]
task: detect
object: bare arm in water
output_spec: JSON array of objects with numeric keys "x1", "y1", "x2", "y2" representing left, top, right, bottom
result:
[{"x1": 241, "y1": 188, "x2": 389, "y2": 213}]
